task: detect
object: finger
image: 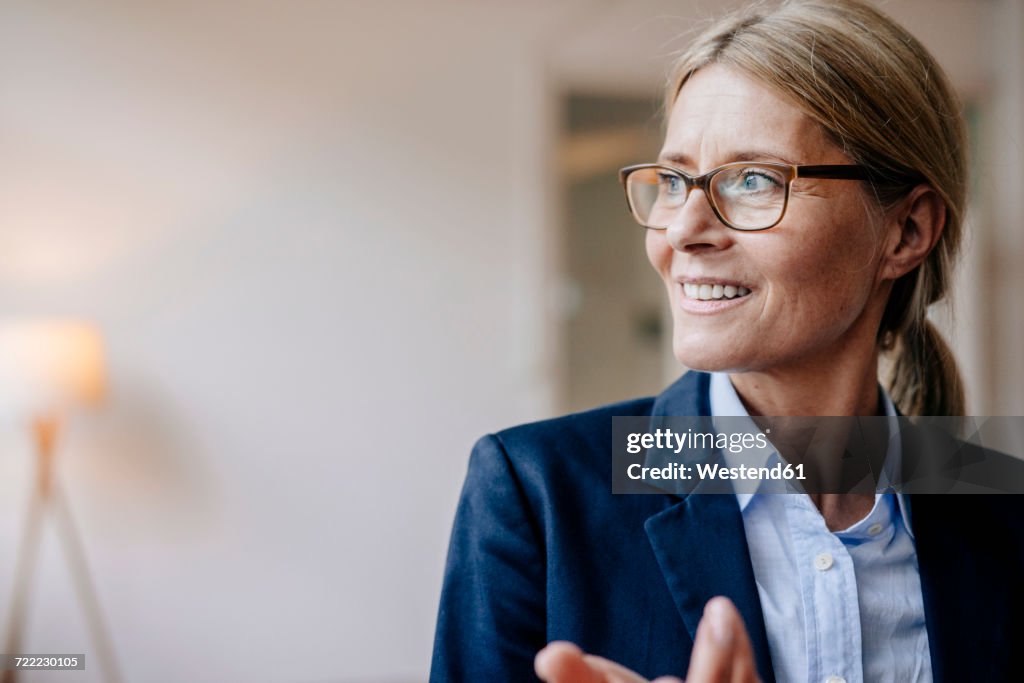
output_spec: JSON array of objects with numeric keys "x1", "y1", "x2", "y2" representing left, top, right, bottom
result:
[
  {"x1": 712, "y1": 598, "x2": 759, "y2": 683},
  {"x1": 535, "y1": 641, "x2": 608, "y2": 683},
  {"x1": 685, "y1": 596, "x2": 761, "y2": 683},
  {"x1": 686, "y1": 603, "x2": 735, "y2": 683},
  {"x1": 582, "y1": 654, "x2": 650, "y2": 682},
  {"x1": 651, "y1": 677, "x2": 684, "y2": 683}
]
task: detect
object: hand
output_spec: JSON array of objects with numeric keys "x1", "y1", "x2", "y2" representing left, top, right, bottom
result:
[{"x1": 534, "y1": 597, "x2": 761, "y2": 683}]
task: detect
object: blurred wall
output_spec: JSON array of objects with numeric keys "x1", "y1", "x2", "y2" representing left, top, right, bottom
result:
[
  {"x1": 0, "y1": 1, "x2": 1019, "y2": 682},
  {"x1": 0, "y1": 3, "x2": 563, "y2": 682},
  {"x1": 979, "y1": 0, "x2": 1024, "y2": 414}
]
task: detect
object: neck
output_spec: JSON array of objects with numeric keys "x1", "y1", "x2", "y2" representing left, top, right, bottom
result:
[
  {"x1": 726, "y1": 342, "x2": 884, "y2": 530},
  {"x1": 720, "y1": 307, "x2": 888, "y2": 528},
  {"x1": 728, "y1": 347, "x2": 882, "y2": 417}
]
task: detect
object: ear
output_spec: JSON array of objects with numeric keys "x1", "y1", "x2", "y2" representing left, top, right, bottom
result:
[{"x1": 879, "y1": 184, "x2": 946, "y2": 281}]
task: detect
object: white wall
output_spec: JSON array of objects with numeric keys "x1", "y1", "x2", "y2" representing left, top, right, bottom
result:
[{"x1": 0, "y1": 2, "x2": 561, "y2": 681}]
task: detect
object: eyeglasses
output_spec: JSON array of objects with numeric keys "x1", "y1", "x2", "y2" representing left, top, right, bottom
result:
[{"x1": 619, "y1": 161, "x2": 871, "y2": 231}]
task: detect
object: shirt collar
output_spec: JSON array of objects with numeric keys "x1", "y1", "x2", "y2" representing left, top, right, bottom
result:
[{"x1": 709, "y1": 371, "x2": 914, "y2": 537}]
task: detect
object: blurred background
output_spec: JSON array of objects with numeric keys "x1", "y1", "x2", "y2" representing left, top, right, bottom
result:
[{"x1": 0, "y1": 0, "x2": 1021, "y2": 681}]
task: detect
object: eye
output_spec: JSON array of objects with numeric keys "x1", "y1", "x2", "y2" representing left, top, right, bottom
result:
[
  {"x1": 658, "y1": 172, "x2": 684, "y2": 195},
  {"x1": 738, "y1": 170, "x2": 781, "y2": 193}
]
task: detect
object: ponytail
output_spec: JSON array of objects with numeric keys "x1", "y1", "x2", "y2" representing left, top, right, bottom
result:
[
  {"x1": 880, "y1": 266, "x2": 965, "y2": 417},
  {"x1": 887, "y1": 318, "x2": 964, "y2": 417}
]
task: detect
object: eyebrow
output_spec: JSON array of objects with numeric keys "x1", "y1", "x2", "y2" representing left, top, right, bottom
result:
[{"x1": 658, "y1": 150, "x2": 801, "y2": 168}]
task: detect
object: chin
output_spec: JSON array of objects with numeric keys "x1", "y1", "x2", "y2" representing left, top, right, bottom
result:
[{"x1": 672, "y1": 339, "x2": 750, "y2": 373}]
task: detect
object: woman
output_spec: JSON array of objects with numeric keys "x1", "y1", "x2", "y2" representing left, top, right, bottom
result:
[{"x1": 431, "y1": 1, "x2": 1024, "y2": 681}]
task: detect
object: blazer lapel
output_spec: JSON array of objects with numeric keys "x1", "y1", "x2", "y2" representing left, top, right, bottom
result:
[
  {"x1": 643, "y1": 371, "x2": 776, "y2": 683},
  {"x1": 645, "y1": 493, "x2": 776, "y2": 683}
]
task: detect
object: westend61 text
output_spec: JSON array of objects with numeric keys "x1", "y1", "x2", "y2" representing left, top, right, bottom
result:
[
  {"x1": 627, "y1": 462, "x2": 806, "y2": 481},
  {"x1": 625, "y1": 428, "x2": 769, "y2": 455}
]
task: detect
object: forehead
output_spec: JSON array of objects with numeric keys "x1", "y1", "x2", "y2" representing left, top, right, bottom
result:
[{"x1": 661, "y1": 64, "x2": 837, "y2": 168}]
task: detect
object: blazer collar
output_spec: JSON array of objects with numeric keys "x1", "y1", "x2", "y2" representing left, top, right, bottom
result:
[
  {"x1": 644, "y1": 371, "x2": 777, "y2": 683},
  {"x1": 650, "y1": 369, "x2": 712, "y2": 418}
]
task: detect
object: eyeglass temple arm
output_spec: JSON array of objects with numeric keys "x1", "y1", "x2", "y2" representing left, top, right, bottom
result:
[{"x1": 795, "y1": 165, "x2": 872, "y2": 180}]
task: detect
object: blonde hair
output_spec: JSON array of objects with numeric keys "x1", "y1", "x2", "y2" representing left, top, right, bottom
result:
[{"x1": 666, "y1": 0, "x2": 967, "y2": 415}]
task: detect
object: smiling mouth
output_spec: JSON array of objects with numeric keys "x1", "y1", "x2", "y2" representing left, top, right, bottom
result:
[{"x1": 681, "y1": 282, "x2": 752, "y2": 301}]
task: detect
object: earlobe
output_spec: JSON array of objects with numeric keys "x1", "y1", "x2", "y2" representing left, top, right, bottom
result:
[{"x1": 882, "y1": 185, "x2": 946, "y2": 280}]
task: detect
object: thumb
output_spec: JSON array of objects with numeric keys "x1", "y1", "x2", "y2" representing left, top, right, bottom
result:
[
  {"x1": 536, "y1": 642, "x2": 651, "y2": 682},
  {"x1": 535, "y1": 642, "x2": 609, "y2": 683}
]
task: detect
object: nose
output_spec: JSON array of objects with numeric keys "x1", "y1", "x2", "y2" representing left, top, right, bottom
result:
[{"x1": 664, "y1": 185, "x2": 732, "y2": 252}]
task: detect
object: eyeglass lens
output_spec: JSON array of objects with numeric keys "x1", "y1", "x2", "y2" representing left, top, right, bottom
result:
[{"x1": 628, "y1": 164, "x2": 788, "y2": 230}]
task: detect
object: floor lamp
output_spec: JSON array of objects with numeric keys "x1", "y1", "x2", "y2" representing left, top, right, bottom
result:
[{"x1": 0, "y1": 321, "x2": 122, "y2": 683}]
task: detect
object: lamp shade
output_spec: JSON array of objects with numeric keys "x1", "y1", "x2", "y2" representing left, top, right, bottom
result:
[{"x1": 0, "y1": 320, "x2": 106, "y2": 418}]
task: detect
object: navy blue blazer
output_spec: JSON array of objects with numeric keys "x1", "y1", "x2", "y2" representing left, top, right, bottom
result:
[{"x1": 430, "y1": 371, "x2": 1024, "y2": 682}]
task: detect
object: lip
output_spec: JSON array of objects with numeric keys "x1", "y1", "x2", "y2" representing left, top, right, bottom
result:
[
  {"x1": 676, "y1": 276, "x2": 751, "y2": 288},
  {"x1": 674, "y1": 280, "x2": 754, "y2": 315}
]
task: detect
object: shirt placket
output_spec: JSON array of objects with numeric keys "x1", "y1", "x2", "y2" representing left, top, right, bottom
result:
[{"x1": 786, "y1": 495, "x2": 864, "y2": 683}]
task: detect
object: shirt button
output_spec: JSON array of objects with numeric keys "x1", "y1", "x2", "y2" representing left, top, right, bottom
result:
[
  {"x1": 825, "y1": 677, "x2": 846, "y2": 683},
  {"x1": 868, "y1": 523, "x2": 883, "y2": 535},
  {"x1": 814, "y1": 553, "x2": 834, "y2": 571}
]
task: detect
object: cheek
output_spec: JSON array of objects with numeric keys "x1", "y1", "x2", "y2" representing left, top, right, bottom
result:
[
  {"x1": 763, "y1": 221, "x2": 881, "y2": 317},
  {"x1": 645, "y1": 230, "x2": 671, "y2": 278}
]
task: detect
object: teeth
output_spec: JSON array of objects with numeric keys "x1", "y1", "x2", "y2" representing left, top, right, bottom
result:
[{"x1": 682, "y1": 282, "x2": 750, "y2": 300}]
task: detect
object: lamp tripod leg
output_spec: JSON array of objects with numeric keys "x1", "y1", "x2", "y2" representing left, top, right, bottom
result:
[
  {"x1": 51, "y1": 483, "x2": 123, "y2": 683},
  {"x1": 2, "y1": 438, "x2": 52, "y2": 683},
  {"x1": 3, "y1": 417, "x2": 123, "y2": 683}
]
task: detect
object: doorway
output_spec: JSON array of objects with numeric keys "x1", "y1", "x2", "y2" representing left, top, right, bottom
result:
[{"x1": 557, "y1": 93, "x2": 677, "y2": 413}]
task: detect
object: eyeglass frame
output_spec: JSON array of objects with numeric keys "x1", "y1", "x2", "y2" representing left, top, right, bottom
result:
[{"x1": 618, "y1": 161, "x2": 873, "y2": 231}]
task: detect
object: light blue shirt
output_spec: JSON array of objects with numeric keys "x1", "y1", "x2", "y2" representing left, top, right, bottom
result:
[{"x1": 709, "y1": 372, "x2": 932, "y2": 683}]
